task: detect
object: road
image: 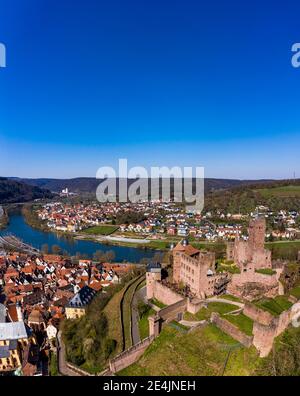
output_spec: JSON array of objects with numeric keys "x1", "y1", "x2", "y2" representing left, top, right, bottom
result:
[
  {"x1": 131, "y1": 292, "x2": 140, "y2": 345},
  {"x1": 131, "y1": 285, "x2": 148, "y2": 345},
  {"x1": 57, "y1": 331, "x2": 80, "y2": 376}
]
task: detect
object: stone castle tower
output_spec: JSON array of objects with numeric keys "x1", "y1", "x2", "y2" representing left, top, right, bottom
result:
[
  {"x1": 146, "y1": 262, "x2": 162, "y2": 300},
  {"x1": 248, "y1": 217, "x2": 266, "y2": 251},
  {"x1": 227, "y1": 216, "x2": 271, "y2": 270}
]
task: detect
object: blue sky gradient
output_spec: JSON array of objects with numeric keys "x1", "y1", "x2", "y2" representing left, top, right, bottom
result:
[{"x1": 0, "y1": 0, "x2": 300, "y2": 179}]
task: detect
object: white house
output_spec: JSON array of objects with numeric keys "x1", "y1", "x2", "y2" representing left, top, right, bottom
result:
[{"x1": 46, "y1": 323, "x2": 58, "y2": 340}]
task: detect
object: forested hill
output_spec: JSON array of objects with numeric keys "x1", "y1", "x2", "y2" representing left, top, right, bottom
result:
[
  {"x1": 0, "y1": 177, "x2": 54, "y2": 204},
  {"x1": 204, "y1": 179, "x2": 300, "y2": 213},
  {"x1": 10, "y1": 176, "x2": 273, "y2": 194},
  {"x1": 5, "y1": 176, "x2": 300, "y2": 212}
]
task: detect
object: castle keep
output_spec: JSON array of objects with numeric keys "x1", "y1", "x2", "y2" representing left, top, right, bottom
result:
[{"x1": 227, "y1": 217, "x2": 271, "y2": 271}]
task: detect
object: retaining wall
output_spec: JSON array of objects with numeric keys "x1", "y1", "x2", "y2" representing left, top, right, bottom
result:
[
  {"x1": 210, "y1": 312, "x2": 253, "y2": 347},
  {"x1": 109, "y1": 335, "x2": 155, "y2": 373}
]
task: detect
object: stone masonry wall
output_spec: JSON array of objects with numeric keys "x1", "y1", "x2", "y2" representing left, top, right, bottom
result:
[
  {"x1": 243, "y1": 303, "x2": 274, "y2": 326},
  {"x1": 251, "y1": 301, "x2": 300, "y2": 357},
  {"x1": 109, "y1": 336, "x2": 155, "y2": 373},
  {"x1": 210, "y1": 312, "x2": 253, "y2": 347},
  {"x1": 227, "y1": 271, "x2": 279, "y2": 300},
  {"x1": 152, "y1": 281, "x2": 183, "y2": 306},
  {"x1": 231, "y1": 271, "x2": 278, "y2": 287},
  {"x1": 187, "y1": 298, "x2": 204, "y2": 314},
  {"x1": 158, "y1": 298, "x2": 187, "y2": 322}
]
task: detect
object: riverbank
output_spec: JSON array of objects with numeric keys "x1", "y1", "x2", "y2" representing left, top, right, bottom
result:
[
  {"x1": 18, "y1": 205, "x2": 227, "y2": 257},
  {"x1": 1, "y1": 212, "x2": 156, "y2": 262},
  {"x1": 22, "y1": 203, "x2": 49, "y2": 232},
  {"x1": 0, "y1": 206, "x2": 9, "y2": 230},
  {"x1": 21, "y1": 203, "x2": 171, "y2": 251},
  {"x1": 18, "y1": 203, "x2": 300, "y2": 260}
]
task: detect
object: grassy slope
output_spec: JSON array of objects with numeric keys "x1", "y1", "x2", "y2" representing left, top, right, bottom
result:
[
  {"x1": 184, "y1": 302, "x2": 238, "y2": 321},
  {"x1": 122, "y1": 276, "x2": 145, "y2": 349},
  {"x1": 103, "y1": 288, "x2": 125, "y2": 355},
  {"x1": 149, "y1": 298, "x2": 167, "y2": 309},
  {"x1": 118, "y1": 324, "x2": 259, "y2": 376},
  {"x1": 224, "y1": 313, "x2": 253, "y2": 336},
  {"x1": 290, "y1": 286, "x2": 300, "y2": 299},
  {"x1": 138, "y1": 308, "x2": 156, "y2": 340},
  {"x1": 184, "y1": 301, "x2": 253, "y2": 336},
  {"x1": 255, "y1": 296, "x2": 293, "y2": 316}
]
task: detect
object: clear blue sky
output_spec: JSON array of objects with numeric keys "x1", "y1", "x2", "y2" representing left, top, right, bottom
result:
[{"x1": 0, "y1": 0, "x2": 299, "y2": 179}]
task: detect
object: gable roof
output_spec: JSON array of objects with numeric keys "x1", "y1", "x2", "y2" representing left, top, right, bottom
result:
[
  {"x1": 0, "y1": 321, "x2": 30, "y2": 341},
  {"x1": 67, "y1": 285, "x2": 96, "y2": 308}
]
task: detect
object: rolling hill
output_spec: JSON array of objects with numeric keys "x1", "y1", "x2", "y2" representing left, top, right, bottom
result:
[
  {"x1": 10, "y1": 176, "x2": 273, "y2": 194},
  {"x1": 204, "y1": 179, "x2": 300, "y2": 213},
  {"x1": 0, "y1": 177, "x2": 54, "y2": 204}
]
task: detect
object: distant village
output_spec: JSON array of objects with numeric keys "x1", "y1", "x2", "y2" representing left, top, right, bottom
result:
[{"x1": 37, "y1": 200, "x2": 300, "y2": 241}]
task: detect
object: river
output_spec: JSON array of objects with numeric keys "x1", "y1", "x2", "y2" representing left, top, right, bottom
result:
[{"x1": 0, "y1": 213, "x2": 157, "y2": 263}]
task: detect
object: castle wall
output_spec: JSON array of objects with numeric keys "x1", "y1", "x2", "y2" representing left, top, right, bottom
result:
[
  {"x1": 251, "y1": 249, "x2": 272, "y2": 269},
  {"x1": 146, "y1": 270, "x2": 162, "y2": 300},
  {"x1": 158, "y1": 298, "x2": 187, "y2": 322},
  {"x1": 187, "y1": 298, "x2": 204, "y2": 314},
  {"x1": 152, "y1": 281, "x2": 183, "y2": 306},
  {"x1": 231, "y1": 271, "x2": 278, "y2": 288},
  {"x1": 109, "y1": 336, "x2": 155, "y2": 373},
  {"x1": 234, "y1": 240, "x2": 249, "y2": 267},
  {"x1": 227, "y1": 271, "x2": 279, "y2": 300},
  {"x1": 230, "y1": 217, "x2": 271, "y2": 271},
  {"x1": 251, "y1": 301, "x2": 300, "y2": 357},
  {"x1": 243, "y1": 303, "x2": 274, "y2": 326},
  {"x1": 173, "y1": 251, "x2": 182, "y2": 284},
  {"x1": 210, "y1": 312, "x2": 253, "y2": 347}
]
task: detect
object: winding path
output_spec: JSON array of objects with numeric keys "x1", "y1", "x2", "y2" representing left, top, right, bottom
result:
[{"x1": 206, "y1": 297, "x2": 244, "y2": 309}]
